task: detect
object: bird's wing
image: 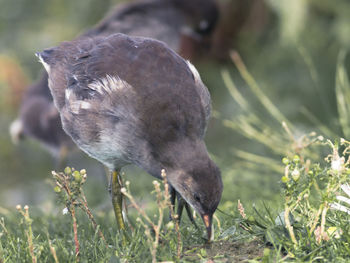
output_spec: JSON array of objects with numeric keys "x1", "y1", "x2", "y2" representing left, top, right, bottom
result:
[
  {"x1": 74, "y1": 34, "x2": 211, "y2": 138},
  {"x1": 185, "y1": 60, "x2": 211, "y2": 136},
  {"x1": 39, "y1": 34, "x2": 211, "y2": 138}
]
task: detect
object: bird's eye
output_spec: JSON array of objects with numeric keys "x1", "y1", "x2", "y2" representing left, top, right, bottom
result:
[{"x1": 194, "y1": 194, "x2": 201, "y2": 202}]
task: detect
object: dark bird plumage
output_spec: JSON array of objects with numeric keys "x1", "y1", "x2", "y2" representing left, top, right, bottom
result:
[
  {"x1": 83, "y1": 0, "x2": 219, "y2": 57},
  {"x1": 37, "y1": 33, "x2": 223, "y2": 239},
  {"x1": 10, "y1": 72, "x2": 74, "y2": 157},
  {"x1": 10, "y1": 0, "x2": 219, "y2": 161}
]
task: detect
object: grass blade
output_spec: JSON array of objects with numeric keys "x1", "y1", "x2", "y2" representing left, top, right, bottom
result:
[
  {"x1": 230, "y1": 51, "x2": 292, "y2": 128},
  {"x1": 335, "y1": 50, "x2": 350, "y2": 138}
]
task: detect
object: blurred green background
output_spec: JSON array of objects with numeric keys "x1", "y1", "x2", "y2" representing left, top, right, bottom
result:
[{"x1": 0, "y1": 0, "x2": 350, "y2": 213}]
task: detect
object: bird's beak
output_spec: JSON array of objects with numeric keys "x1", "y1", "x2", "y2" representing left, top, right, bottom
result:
[{"x1": 202, "y1": 214, "x2": 213, "y2": 242}]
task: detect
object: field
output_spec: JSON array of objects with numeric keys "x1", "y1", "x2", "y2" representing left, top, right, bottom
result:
[{"x1": 1, "y1": 0, "x2": 350, "y2": 262}]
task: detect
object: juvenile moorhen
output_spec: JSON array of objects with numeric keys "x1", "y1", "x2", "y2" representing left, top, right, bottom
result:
[
  {"x1": 10, "y1": 0, "x2": 218, "y2": 162},
  {"x1": 37, "y1": 33, "x2": 223, "y2": 240},
  {"x1": 83, "y1": 0, "x2": 219, "y2": 58},
  {"x1": 10, "y1": 73, "x2": 74, "y2": 160}
]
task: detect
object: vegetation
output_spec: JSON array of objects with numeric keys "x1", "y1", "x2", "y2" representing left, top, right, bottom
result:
[{"x1": 1, "y1": 0, "x2": 350, "y2": 262}]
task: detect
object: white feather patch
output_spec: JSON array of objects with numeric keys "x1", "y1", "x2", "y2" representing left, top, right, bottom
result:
[
  {"x1": 88, "y1": 75, "x2": 131, "y2": 95},
  {"x1": 65, "y1": 88, "x2": 73, "y2": 101},
  {"x1": 186, "y1": 61, "x2": 202, "y2": 84},
  {"x1": 69, "y1": 101, "x2": 92, "y2": 114},
  {"x1": 9, "y1": 118, "x2": 23, "y2": 144},
  {"x1": 36, "y1": 54, "x2": 51, "y2": 74}
]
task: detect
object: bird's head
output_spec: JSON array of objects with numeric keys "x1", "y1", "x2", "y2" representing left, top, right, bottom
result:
[
  {"x1": 168, "y1": 158, "x2": 223, "y2": 241},
  {"x1": 173, "y1": 0, "x2": 219, "y2": 35}
]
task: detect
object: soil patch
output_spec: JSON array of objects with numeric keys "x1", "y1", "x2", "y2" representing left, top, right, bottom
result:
[{"x1": 183, "y1": 239, "x2": 264, "y2": 262}]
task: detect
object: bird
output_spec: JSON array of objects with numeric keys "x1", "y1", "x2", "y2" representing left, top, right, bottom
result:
[
  {"x1": 10, "y1": 72, "x2": 74, "y2": 161},
  {"x1": 10, "y1": 0, "x2": 218, "y2": 165},
  {"x1": 36, "y1": 33, "x2": 223, "y2": 240},
  {"x1": 82, "y1": 0, "x2": 219, "y2": 59},
  {"x1": 10, "y1": 0, "x2": 219, "y2": 223}
]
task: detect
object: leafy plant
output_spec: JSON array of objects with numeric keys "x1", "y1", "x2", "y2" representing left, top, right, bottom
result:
[
  {"x1": 219, "y1": 48, "x2": 350, "y2": 261},
  {"x1": 52, "y1": 167, "x2": 107, "y2": 261}
]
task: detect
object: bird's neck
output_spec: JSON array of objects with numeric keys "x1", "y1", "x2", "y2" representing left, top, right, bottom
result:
[{"x1": 140, "y1": 137, "x2": 211, "y2": 180}]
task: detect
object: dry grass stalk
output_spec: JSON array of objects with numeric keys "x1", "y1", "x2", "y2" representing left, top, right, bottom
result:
[
  {"x1": 122, "y1": 169, "x2": 182, "y2": 263},
  {"x1": 16, "y1": 205, "x2": 37, "y2": 263},
  {"x1": 70, "y1": 206, "x2": 80, "y2": 260},
  {"x1": 52, "y1": 168, "x2": 109, "y2": 260},
  {"x1": 284, "y1": 204, "x2": 297, "y2": 245},
  {"x1": 0, "y1": 218, "x2": 8, "y2": 236},
  {"x1": 52, "y1": 171, "x2": 81, "y2": 260},
  {"x1": 237, "y1": 200, "x2": 246, "y2": 219},
  {"x1": 47, "y1": 235, "x2": 59, "y2": 263},
  {"x1": 79, "y1": 189, "x2": 107, "y2": 246}
]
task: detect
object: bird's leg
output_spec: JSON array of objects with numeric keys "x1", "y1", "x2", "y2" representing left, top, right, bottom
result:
[
  {"x1": 110, "y1": 170, "x2": 125, "y2": 230},
  {"x1": 169, "y1": 185, "x2": 198, "y2": 228},
  {"x1": 176, "y1": 194, "x2": 198, "y2": 228},
  {"x1": 184, "y1": 202, "x2": 198, "y2": 228},
  {"x1": 176, "y1": 196, "x2": 185, "y2": 223}
]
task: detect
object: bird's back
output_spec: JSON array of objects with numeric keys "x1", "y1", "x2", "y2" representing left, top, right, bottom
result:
[
  {"x1": 83, "y1": 0, "x2": 182, "y2": 51},
  {"x1": 13, "y1": 0, "x2": 217, "y2": 161},
  {"x1": 83, "y1": 0, "x2": 218, "y2": 52},
  {"x1": 39, "y1": 34, "x2": 211, "y2": 168}
]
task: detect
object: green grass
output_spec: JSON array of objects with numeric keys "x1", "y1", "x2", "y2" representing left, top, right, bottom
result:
[
  {"x1": 1, "y1": 1, "x2": 350, "y2": 261},
  {"x1": 2, "y1": 127, "x2": 350, "y2": 262},
  {"x1": 2, "y1": 52, "x2": 350, "y2": 262},
  {"x1": 0, "y1": 181, "x2": 267, "y2": 262},
  {"x1": 2, "y1": 50, "x2": 350, "y2": 262},
  {"x1": 2, "y1": 138, "x2": 350, "y2": 263}
]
